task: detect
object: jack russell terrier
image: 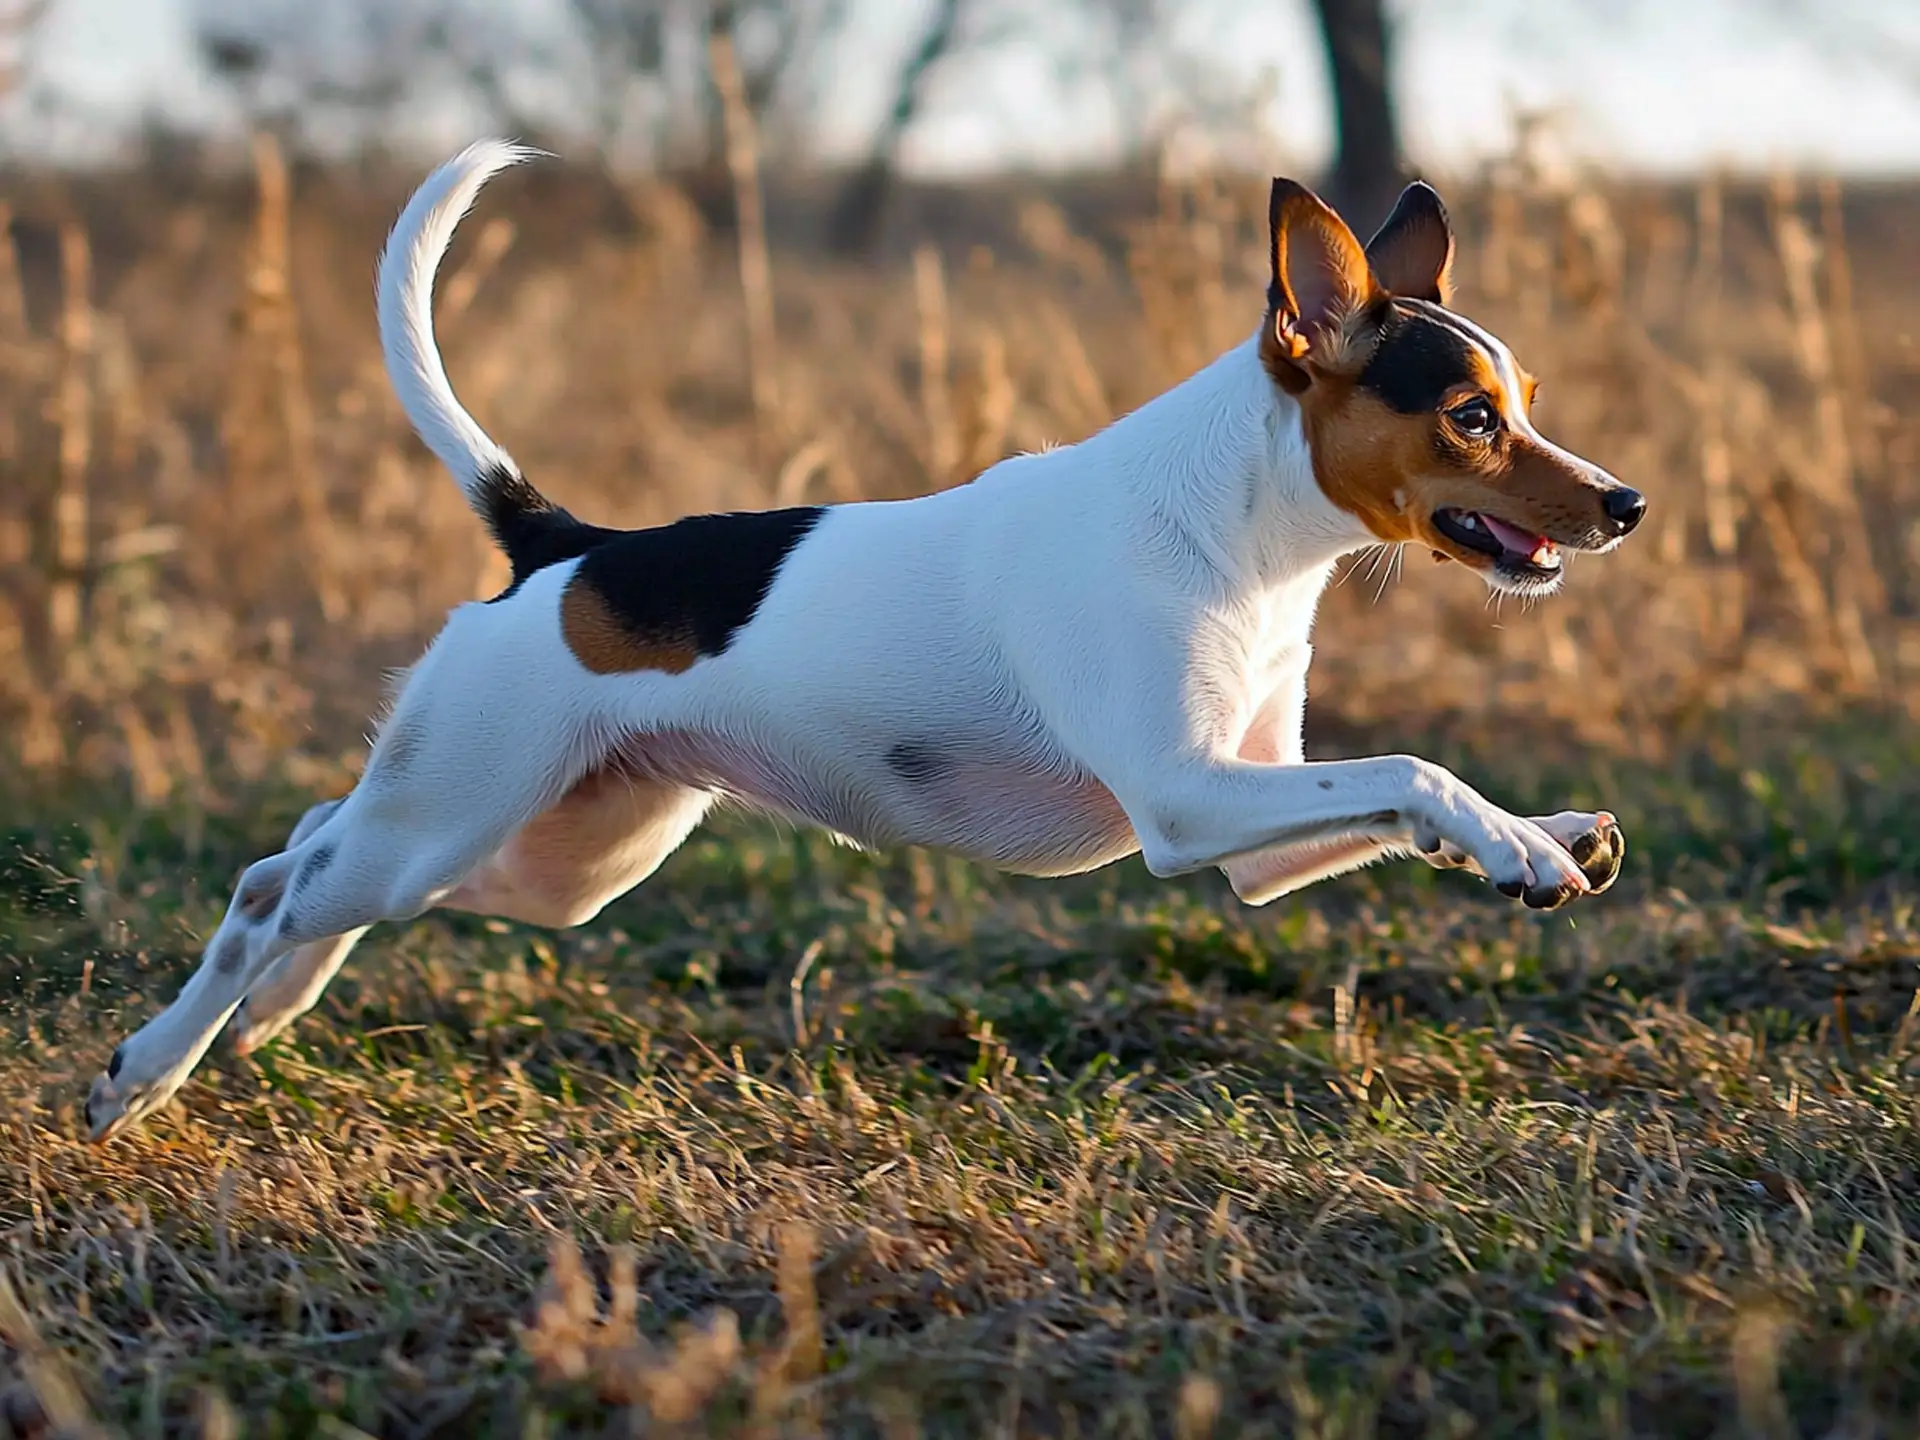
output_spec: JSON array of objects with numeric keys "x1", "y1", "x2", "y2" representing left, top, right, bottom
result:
[{"x1": 87, "y1": 142, "x2": 1643, "y2": 1141}]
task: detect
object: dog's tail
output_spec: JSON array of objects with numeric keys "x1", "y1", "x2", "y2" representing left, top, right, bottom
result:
[{"x1": 376, "y1": 139, "x2": 575, "y2": 577}]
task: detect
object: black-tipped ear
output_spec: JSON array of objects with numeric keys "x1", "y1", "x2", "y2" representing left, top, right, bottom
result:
[
  {"x1": 1364, "y1": 181, "x2": 1455, "y2": 304},
  {"x1": 1267, "y1": 177, "x2": 1377, "y2": 346}
]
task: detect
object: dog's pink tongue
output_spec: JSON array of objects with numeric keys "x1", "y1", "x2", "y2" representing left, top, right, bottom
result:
[{"x1": 1479, "y1": 514, "x2": 1549, "y2": 556}]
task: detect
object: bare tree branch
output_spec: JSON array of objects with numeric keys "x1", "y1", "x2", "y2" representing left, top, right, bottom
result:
[
  {"x1": 826, "y1": 0, "x2": 967, "y2": 256},
  {"x1": 1312, "y1": 0, "x2": 1403, "y2": 231}
]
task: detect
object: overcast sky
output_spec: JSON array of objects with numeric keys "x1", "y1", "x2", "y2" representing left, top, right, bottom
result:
[{"x1": 8, "y1": 0, "x2": 1920, "y2": 176}]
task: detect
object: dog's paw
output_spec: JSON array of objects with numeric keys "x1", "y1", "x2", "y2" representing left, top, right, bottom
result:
[
  {"x1": 1416, "y1": 812, "x2": 1607, "y2": 909},
  {"x1": 1435, "y1": 811, "x2": 1591, "y2": 911},
  {"x1": 84, "y1": 1068, "x2": 139, "y2": 1144},
  {"x1": 1415, "y1": 833, "x2": 1476, "y2": 872},
  {"x1": 1564, "y1": 813, "x2": 1625, "y2": 894},
  {"x1": 84, "y1": 1041, "x2": 191, "y2": 1143},
  {"x1": 1532, "y1": 811, "x2": 1626, "y2": 896},
  {"x1": 228, "y1": 996, "x2": 286, "y2": 1057}
]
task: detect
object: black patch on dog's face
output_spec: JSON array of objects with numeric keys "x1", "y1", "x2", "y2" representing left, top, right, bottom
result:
[
  {"x1": 562, "y1": 507, "x2": 826, "y2": 674},
  {"x1": 1355, "y1": 303, "x2": 1483, "y2": 416}
]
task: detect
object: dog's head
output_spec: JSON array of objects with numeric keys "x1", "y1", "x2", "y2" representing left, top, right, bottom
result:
[{"x1": 1261, "y1": 178, "x2": 1644, "y2": 595}]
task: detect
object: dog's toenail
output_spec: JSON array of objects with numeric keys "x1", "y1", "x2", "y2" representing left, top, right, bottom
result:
[
  {"x1": 107, "y1": 1046, "x2": 124, "y2": 1080},
  {"x1": 1571, "y1": 834, "x2": 1599, "y2": 864}
]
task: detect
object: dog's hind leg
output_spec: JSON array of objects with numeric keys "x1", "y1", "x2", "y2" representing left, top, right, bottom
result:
[
  {"x1": 217, "y1": 798, "x2": 368, "y2": 1055},
  {"x1": 226, "y1": 929, "x2": 371, "y2": 1056},
  {"x1": 85, "y1": 606, "x2": 612, "y2": 1140},
  {"x1": 227, "y1": 762, "x2": 711, "y2": 1054}
]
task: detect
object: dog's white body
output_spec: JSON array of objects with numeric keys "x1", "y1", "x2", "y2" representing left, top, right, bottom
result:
[{"x1": 86, "y1": 143, "x2": 1630, "y2": 1140}]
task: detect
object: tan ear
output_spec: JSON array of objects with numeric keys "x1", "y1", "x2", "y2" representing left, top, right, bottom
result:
[
  {"x1": 1364, "y1": 181, "x2": 1455, "y2": 304},
  {"x1": 1266, "y1": 178, "x2": 1379, "y2": 380}
]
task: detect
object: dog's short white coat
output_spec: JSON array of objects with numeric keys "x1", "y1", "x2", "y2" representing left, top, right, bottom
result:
[{"x1": 86, "y1": 141, "x2": 1615, "y2": 1140}]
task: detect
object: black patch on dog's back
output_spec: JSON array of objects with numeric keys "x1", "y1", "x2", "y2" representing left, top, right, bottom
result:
[
  {"x1": 569, "y1": 506, "x2": 826, "y2": 662},
  {"x1": 1356, "y1": 303, "x2": 1484, "y2": 415}
]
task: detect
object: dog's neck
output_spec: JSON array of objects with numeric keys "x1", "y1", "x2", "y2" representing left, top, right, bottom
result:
[{"x1": 1088, "y1": 329, "x2": 1377, "y2": 599}]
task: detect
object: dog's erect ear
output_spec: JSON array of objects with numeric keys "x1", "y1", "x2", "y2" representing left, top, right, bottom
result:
[
  {"x1": 1265, "y1": 178, "x2": 1379, "y2": 387},
  {"x1": 1364, "y1": 181, "x2": 1455, "y2": 304}
]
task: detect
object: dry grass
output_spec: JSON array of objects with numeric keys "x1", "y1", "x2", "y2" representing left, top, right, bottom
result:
[
  {"x1": 0, "y1": 132, "x2": 1918, "y2": 1434},
  {"x1": 3, "y1": 771, "x2": 1919, "y2": 1435}
]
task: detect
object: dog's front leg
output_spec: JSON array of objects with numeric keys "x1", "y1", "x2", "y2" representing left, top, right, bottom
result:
[
  {"x1": 1219, "y1": 809, "x2": 1626, "y2": 906},
  {"x1": 1208, "y1": 661, "x2": 1615, "y2": 905},
  {"x1": 1214, "y1": 661, "x2": 1420, "y2": 903},
  {"x1": 1213, "y1": 716, "x2": 1624, "y2": 904},
  {"x1": 1221, "y1": 834, "x2": 1417, "y2": 904},
  {"x1": 1121, "y1": 755, "x2": 1593, "y2": 911}
]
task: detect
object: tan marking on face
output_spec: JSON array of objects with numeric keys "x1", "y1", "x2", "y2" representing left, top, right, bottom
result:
[
  {"x1": 1256, "y1": 176, "x2": 1625, "y2": 570},
  {"x1": 1297, "y1": 380, "x2": 1435, "y2": 544},
  {"x1": 1300, "y1": 379, "x2": 1619, "y2": 567},
  {"x1": 1462, "y1": 348, "x2": 1508, "y2": 413},
  {"x1": 560, "y1": 577, "x2": 700, "y2": 675}
]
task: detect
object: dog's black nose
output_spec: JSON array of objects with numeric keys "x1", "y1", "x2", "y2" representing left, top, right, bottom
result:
[{"x1": 1603, "y1": 486, "x2": 1646, "y2": 534}]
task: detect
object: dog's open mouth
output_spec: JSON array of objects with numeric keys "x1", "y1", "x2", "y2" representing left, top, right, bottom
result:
[{"x1": 1433, "y1": 508, "x2": 1562, "y2": 583}]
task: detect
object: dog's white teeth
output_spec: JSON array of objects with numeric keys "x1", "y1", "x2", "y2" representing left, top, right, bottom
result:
[
  {"x1": 1531, "y1": 541, "x2": 1561, "y2": 568},
  {"x1": 1460, "y1": 514, "x2": 1482, "y2": 531}
]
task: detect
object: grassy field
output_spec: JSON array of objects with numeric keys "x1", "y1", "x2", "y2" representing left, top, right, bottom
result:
[
  {"x1": 3, "y1": 716, "x2": 1920, "y2": 1436},
  {"x1": 1, "y1": 133, "x2": 1919, "y2": 1434}
]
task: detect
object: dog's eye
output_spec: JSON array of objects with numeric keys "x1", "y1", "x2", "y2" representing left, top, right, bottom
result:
[{"x1": 1447, "y1": 398, "x2": 1499, "y2": 437}]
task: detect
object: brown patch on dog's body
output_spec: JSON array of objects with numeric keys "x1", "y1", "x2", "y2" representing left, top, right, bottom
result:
[
  {"x1": 552, "y1": 506, "x2": 826, "y2": 676},
  {"x1": 561, "y1": 580, "x2": 701, "y2": 675}
]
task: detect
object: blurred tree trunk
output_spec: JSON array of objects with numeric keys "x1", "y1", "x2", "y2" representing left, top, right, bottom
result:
[
  {"x1": 827, "y1": 0, "x2": 964, "y2": 256},
  {"x1": 1310, "y1": 0, "x2": 1404, "y2": 231}
]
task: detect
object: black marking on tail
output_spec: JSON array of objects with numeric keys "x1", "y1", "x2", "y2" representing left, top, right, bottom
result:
[{"x1": 475, "y1": 462, "x2": 611, "y2": 596}]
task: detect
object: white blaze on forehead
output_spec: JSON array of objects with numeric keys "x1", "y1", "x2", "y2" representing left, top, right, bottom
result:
[
  {"x1": 1417, "y1": 305, "x2": 1533, "y2": 425},
  {"x1": 1400, "y1": 299, "x2": 1615, "y2": 503},
  {"x1": 1425, "y1": 303, "x2": 1615, "y2": 487}
]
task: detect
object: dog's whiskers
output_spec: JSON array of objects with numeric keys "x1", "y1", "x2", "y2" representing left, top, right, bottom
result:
[
  {"x1": 1335, "y1": 544, "x2": 1388, "y2": 591},
  {"x1": 1362, "y1": 542, "x2": 1407, "y2": 606}
]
